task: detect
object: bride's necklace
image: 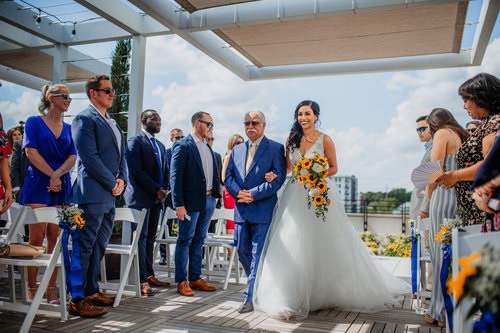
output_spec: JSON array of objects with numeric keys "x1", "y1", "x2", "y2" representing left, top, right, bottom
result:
[{"x1": 302, "y1": 133, "x2": 316, "y2": 143}]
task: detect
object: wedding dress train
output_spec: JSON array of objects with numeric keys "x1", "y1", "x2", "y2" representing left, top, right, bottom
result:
[{"x1": 253, "y1": 134, "x2": 410, "y2": 320}]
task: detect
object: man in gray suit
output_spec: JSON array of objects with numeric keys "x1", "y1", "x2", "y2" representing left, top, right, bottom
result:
[{"x1": 409, "y1": 115, "x2": 433, "y2": 221}]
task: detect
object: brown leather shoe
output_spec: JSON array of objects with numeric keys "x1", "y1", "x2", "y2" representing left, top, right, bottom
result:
[
  {"x1": 177, "y1": 281, "x2": 194, "y2": 296},
  {"x1": 68, "y1": 299, "x2": 107, "y2": 318},
  {"x1": 147, "y1": 275, "x2": 170, "y2": 287},
  {"x1": 189, "y1": 278, "x2": 218, "y2": 292},
  {"x1": 141, "y1": 282, "x2": 155, "y2": 296},
  {"x1": 85, "y1": 291, "x2": 115, "y2": 306}
]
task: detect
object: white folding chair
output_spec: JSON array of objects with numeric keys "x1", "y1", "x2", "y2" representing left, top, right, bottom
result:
[
  {"x1": 0, "y1": 202, "x2": 23, "y2": 244},
  {"x1": 203, "y1": 208, "x2": 242, "y2": 290},
  {"x1": 153, "y1": 207, "x2": 178, "y2": 276},
  {"x1": 414, "y1": 217, "x2": 431, "y2": 313},
  {"x1": 451, "y1": 229, "x2": 500, "y2": 333},
  {"x1": 0, "y1": 206, "x2": 67, "y2": 333},
  {"x1": 99, "y1": 207, "x2": 146, "y2": 307}
]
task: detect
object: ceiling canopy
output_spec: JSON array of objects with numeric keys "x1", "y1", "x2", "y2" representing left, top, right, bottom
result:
[{"x1": 0, "y1": 0, "x2": 499, "y2": 91}]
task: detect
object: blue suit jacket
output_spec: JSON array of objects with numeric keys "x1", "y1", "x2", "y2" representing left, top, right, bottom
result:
[
  {"x1": 123, "y1": 131, "x2": 169, "y2": 208},
  {"x1": 170, "y1": 134, "x2": 221, "y2": 212},
  {"x1": 70, "y1": 105, "x2": 127, "y2": 204},
  {"x1": 225, "y1": 136, "x2": 286, "y2": 223}
]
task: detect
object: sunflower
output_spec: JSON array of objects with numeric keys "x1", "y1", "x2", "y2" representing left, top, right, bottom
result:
[
  {"x1": 434, "y1": 225, "x2": 449, "y2": 242},
  {"x1": 306, "y1": 173, "x2": 315, "y2": 184},
  {"x1": 297, "y1": 175, "x2": 306, "y2": 184},
  {"x1": 74, "y1": 214, "x2": 86, "y2": 228},
  {"x1": 317, "y1": 181, "x2": 327, "y2": 193},
  {"x1": 301, "y1": 158, "x2": 312, "y2": 169},
  {"x1": 313, "y1": 195, "x2": 324, "y2": 206}
]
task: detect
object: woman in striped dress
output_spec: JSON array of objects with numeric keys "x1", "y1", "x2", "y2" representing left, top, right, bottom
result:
[{"x1": 424, "y1": 108, "x2": 468, "y2": 327}]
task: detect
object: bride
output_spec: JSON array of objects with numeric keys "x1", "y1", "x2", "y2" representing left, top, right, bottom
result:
[{"x1": 253, "y1": 100, "x2": 410, "y2": 320}]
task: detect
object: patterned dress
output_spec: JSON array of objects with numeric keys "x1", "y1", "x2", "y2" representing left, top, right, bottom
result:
[{"x1": 455, "y1": 114, "x2": 500, "y2": 225}]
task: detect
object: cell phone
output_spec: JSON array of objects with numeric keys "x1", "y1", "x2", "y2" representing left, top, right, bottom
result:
[{"x1": 488, "y1": 198, "x2": 500, "y2": 212}]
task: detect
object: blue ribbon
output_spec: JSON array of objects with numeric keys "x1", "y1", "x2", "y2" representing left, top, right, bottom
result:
[
  {"x1": 473, "y1": 312, "x2": 500, "y2": 333},
  {"x1": 441, "y1": 244, "x2": 454, "y2": 332},
  {"x1": 59, "y1": 222, "x2": 84, "y2": 299},
  {"x1": 410, "y1": 223, "x2": 418, "y2": 294}
]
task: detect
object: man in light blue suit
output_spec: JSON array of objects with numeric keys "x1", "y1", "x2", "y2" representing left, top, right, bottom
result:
[
  {"x1": 170, "y1": 111, "x2": 221, "y2": 296},
  {"x1": 225, "y1": 111, "x2": 287, "y2": 313},
  {"x1": 69, "y1": 75, "x2": 127, "y2": 317}
]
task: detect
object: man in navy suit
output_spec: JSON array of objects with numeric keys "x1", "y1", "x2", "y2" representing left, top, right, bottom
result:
[
  {"x1": 224, "y1": 111, "x2": 287, "y2": 313},
  {"x1": 124, "y1": 109, "x2": 170, "y2": 297},
  {"x1": 70, "y1": 75, "x2": 127, "y2": 317},
  {"x1": 170, "y1": 111, "x2": 221, "y2": 296}
]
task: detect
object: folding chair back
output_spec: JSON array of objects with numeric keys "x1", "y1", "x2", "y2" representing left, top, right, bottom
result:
[
  {"x1": 99, "y1": 207, "x2": 146, "y2": 307},
  {"x1": 153, "y1": 207, "x2": 178, "y2": 276},
  {"x1": 1, "y1": 202, "x2": 23, "y2": 243},
  {"x1": 0, "y1": 206, "x2": 67, "y2": 333},
  {"x1": 452, "y1": 229, "x2": 500, "y2": 333}
]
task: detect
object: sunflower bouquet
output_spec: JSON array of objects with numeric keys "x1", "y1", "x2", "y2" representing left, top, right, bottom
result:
[
  {"x1": 447, "y1": 244, "x2": 500, "y2": 321},
  {"x1": 292, "y1": 152, "x2": 330, "y2": 221},
  {"x1": 58, "y1": 204, "x2": 85, "y2": 231},
  {"x1": 435, "y1": 216, "x2": 464, "y2": 245}
]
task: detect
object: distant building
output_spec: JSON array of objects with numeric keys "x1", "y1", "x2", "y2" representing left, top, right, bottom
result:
[{"x1": 333, "y1": 175, "x2": 358, "y2": 213}]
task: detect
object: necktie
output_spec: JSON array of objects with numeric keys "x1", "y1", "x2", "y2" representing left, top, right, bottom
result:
[
  {"x1": 246, "y1": 143, "x2": 257, "y2": 173},
  {"x1": 150, "y1": 137, "x2": 163, "y2": 183}
]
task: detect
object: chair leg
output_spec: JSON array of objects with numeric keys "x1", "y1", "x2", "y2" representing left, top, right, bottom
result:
[{"x1": 223, "y1": 246, "x2": 237, "y2": 290}]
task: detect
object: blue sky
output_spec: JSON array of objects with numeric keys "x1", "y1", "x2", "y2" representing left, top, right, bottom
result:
[{"x1": 1, "y1": 5, "x2": 499, "y2": 193}]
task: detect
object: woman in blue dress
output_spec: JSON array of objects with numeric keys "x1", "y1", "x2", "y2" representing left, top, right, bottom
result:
[{"x1": 20, "y1": 84, "x2": 77, "y2": 304}]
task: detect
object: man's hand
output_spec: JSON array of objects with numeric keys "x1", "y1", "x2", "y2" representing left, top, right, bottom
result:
[
  {"x1": 112, "y1": 178, "x2": 126, "y2": 196},
  {"x1": 237, "y1": 190, "x2": 253, "y2": 204},
  {"x1": 418, "y1": 211, "x2": 429, "y2": 219},
  {"x1": 156, "y1": 188, "x2": 169, "y2": 203},
  {"x1": 176, "y1": 207, "x2": 188, "y2": 221}
]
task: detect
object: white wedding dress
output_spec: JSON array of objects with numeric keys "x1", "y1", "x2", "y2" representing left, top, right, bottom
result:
[{"x1": 253, "y1": 133, "x2": 410, "y2": 320}]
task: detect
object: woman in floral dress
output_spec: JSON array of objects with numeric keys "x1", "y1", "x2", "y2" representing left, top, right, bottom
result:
[{"x1": 438, "y1": 73, "x2": 500, "y2": 225}]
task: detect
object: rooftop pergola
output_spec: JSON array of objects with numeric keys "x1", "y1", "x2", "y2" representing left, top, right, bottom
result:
[{"x1": 0, "y1": 0, "x2": 499, "y2": 133}]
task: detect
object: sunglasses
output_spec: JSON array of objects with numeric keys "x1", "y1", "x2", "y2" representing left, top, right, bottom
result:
[
  {"x1": 173, "y1": 135, "x2": 184, "y2": 140},
  {"x1": 52, "y1": 93, "x2": 72, "y2": 101},
  {"x1": 467, "y1": 128, "x2": 476, "y2": 133},
  {"x1": 93, "y1": 87, "x2": 116, "y2": 95},
  {"x1": 235, "y1": 141, "x2": 244, "y2": 145},
  {"x1": 416, "y1": 126, "x2": 428, "y2": 133},
  {"x1": 243, "y1": 120, "x2": 262, "y2": 127},
  {"x1": 207, "y1": 138, "x2": 215, "y2": 142},
  {"x1": 199, "y1": 119, "x2": 214, "y2": 129}
]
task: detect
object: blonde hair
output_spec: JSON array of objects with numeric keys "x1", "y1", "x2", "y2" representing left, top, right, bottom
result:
[
  {"x1": 38, "y1": 84, "x2": 69, "y2": 114},
  {"x1": 226, "y1": 134, "x2": 244, "y2": 155}
]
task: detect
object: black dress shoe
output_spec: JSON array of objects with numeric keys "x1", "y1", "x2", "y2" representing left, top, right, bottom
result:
[
  {"x1": 238, "y1": 301, "x2": 254, "y2": 313},
  {"x1": 159, "y1": 258, "x2": 167, "y2": 266}
]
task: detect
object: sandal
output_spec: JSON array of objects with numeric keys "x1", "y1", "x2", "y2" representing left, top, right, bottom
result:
[
  {"x1": 46, "y1": 286, "x2": 60, "y2": 305},
  {"x1": 27, "y1": 287, "x2": 37, "y2": 301}
]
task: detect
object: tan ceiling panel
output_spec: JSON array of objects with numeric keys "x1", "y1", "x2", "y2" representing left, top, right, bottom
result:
[
  {"x1": 175, "y1": 0, "x2": 258, "y2": 13},
  {"x1": 0, "y1": 50, "x2": 97, "y2": 84},
  {"x1": 214, "y1": 3, "x2": 466, "y2": 67}
]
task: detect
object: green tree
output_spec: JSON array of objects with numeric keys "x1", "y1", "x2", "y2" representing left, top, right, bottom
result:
[
  {"x1": 388, "y1": 188, "x2": 411, "y2": 204},
  {"x1": 109, "y1": 39, "x2": 131, "y2": 137}
]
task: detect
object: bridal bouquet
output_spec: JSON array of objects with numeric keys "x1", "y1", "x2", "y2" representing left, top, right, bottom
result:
[
  {"x1": 292, "y1": 153, "x2": 330, "y2": 221},
  {"x1": 447, "y1": 244, "x2": 500, "y2": 322},
  {"x1": 58, "y1": 204, "x2": 86, "y2": 231}
]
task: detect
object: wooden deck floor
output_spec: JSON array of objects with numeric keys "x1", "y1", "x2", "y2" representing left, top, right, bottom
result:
[{"x1": 1, "y1": 270, "x2": 443, "y2": 333}]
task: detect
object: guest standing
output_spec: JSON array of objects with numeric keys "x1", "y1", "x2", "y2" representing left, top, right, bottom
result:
[
  {"x1": 439, "y1": 73, "x2": 500, "y2": 225},
  {"x1": 224, "y1": 111, "x2": 287, "y2": 313},
  {"x1": 424, "y1": 108, "x2": 468, "y2": 327},
  {"x1": 70, "y1": 75, "x2": 127, "y2": 317},
  {"x1": 20, "y1": 84, "x2": 77, "y2": 304},
  {"x1": 465, "y1": 120, "x2": 480, "y2": 135},
  {"x1": 123, "y1": 109, "x2": 170, "y2": 297},
  {"x1": 10, "y1": 139, "x2": 29, "y2": 202},
  {"x1": 170, "y1": 112, "x2": 221, "y2": 296},
  {"x1": 0, "y1": 114, "x2": 13, "y2": 215}
]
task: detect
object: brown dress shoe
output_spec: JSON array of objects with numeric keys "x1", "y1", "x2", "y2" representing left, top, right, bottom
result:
[
  {"x1": 68, "y1": 299, "x2": 107, "y2": 318},
  {"x1": 177, "y1": 281, "x2": 194, "y2": 296},
  {"x1": 189, "y1": 279, "x2": 218, "y2": 292},
  {"x1": 85, "y1": 291, "x2": 115, "y2": 306},
  {"x1": 141, "y1": 282, "x2": 155, "y2": 296},
  {"x1": 147, "y1": 275, "x2": 170, "y2": 287}
]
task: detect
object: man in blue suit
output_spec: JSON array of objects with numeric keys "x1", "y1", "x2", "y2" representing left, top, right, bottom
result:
[
  {"x1": 70, "y1": 75, "x2": 127, "y2": 317},
  {"x1": 170, "y1": 111, "x2": 221, "y2": 296},
  {"x1": 225, "y1": 111, "x2": 287, "y2": 313},
  {"x1": 123, "y1": 109, "x2": 170, "y2": 297}
]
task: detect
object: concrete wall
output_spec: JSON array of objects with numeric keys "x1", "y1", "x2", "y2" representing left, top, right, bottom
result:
[{"x1": 347, "y1": 213, "x2": 411, "y2": 236}]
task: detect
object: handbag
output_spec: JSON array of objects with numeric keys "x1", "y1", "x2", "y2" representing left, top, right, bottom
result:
[{"x1": 0, "y1": 243, "x2": 44, "y2": 258}]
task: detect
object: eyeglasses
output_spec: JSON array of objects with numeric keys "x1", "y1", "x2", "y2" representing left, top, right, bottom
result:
[
  {"x1": 173, "y1": 135, "x2": 184, "y2": 140},
  {"x1": 199, "y1": 119, "x2": 214, "y2": 129},
  {"x1": 207, "y1": 138, "x2": 215, "y2": 142},
  {"x1": 52, "y1": 93, "x2": 72, "y2": 101},
  {"x1": 243, "y1": 120, "x2": 262, "y2": 127},
  {"x1": 416, "y1": 126, "x2": 428, "y2": 133},
  {"x1": 93, "y1": 87, "x2": 116, "y2": 95}
]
